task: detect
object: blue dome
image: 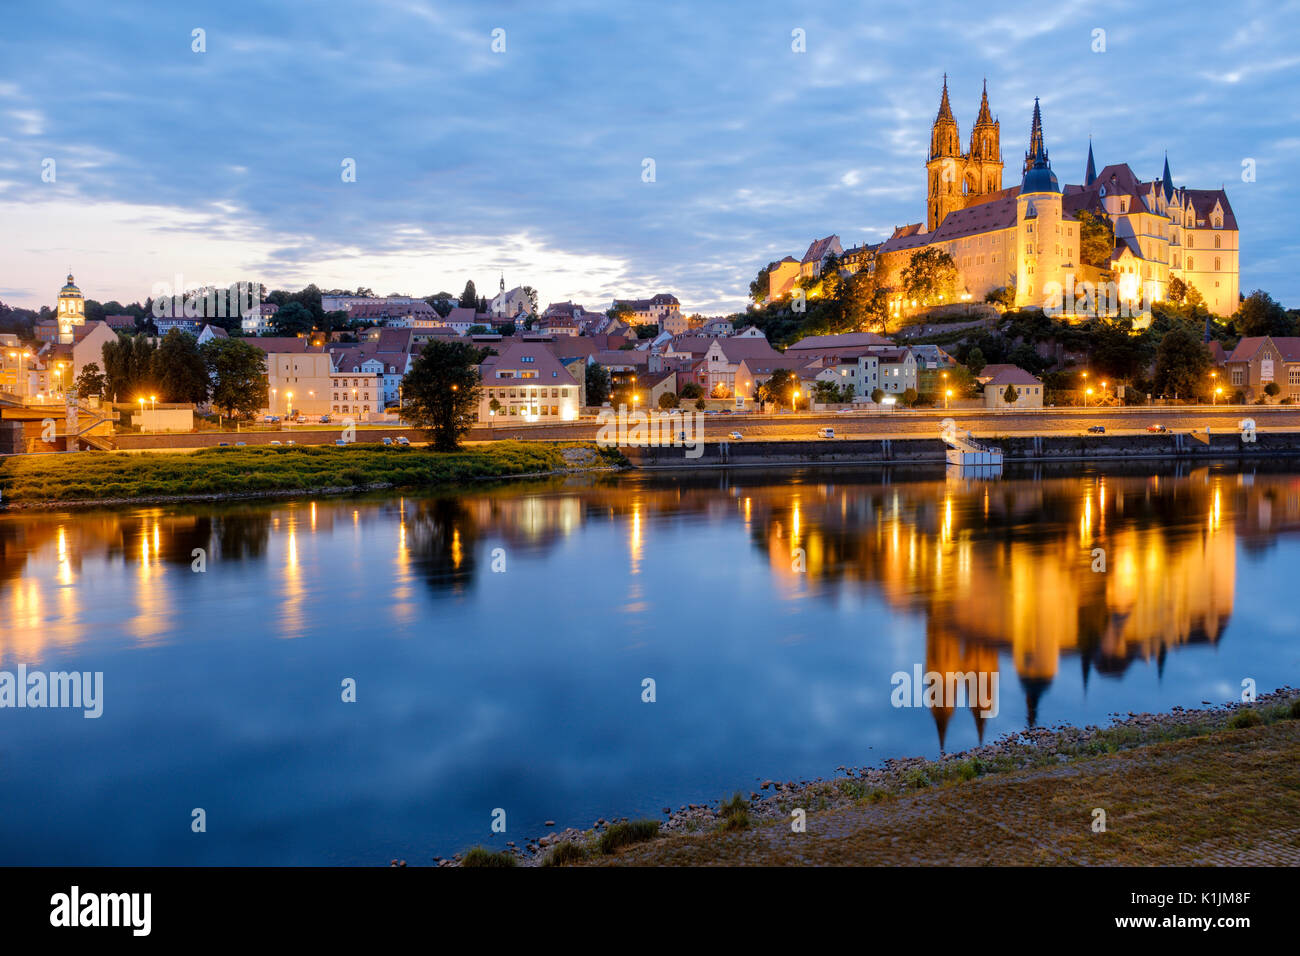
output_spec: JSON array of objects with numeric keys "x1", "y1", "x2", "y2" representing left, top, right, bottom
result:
[{"x1": 1021, "y1": 165, "x2": 1059, "y2": 195}]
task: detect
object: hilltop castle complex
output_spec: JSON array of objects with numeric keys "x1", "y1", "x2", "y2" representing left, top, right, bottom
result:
[{"x1": 771, "y1": 79, "x2": 1240, "y2": 317}]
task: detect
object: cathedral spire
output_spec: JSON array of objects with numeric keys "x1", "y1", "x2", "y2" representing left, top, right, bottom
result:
[
  {"x1": 936, "y1": 73, "x2": 954, "y2": 123},
  {"x1": 1085, "y1": 138, "x2": 1097, "y2": 186},
  {"x1": 1162, "y1": 152, "x2": 1174, "y2": 202},
  {"x1": 975, "y1": 78, "x2": 994, "y2": 126},
  {"x1": 1024, "y1": 97, "x2": 1048, "y2": 172}
]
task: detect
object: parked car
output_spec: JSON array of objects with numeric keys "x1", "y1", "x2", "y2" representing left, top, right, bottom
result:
[
  {"x1": 320, "y1": 415, "x2": 332, "y2": 423},
  {"x1": 217, "y1": 442, "x2": 229, "y2": 447},
  {"x1": 334, "y1": 439, "x2": 348, "y2": 446},
  {"x1": 837, "y1": 407, "x2": 855, "y2": 414},
  {"x1": 286, "y1": 440, "x2": 296, "y2": 446},
  {"x1": 294, "y1": 415, "x2": 307, "y2": 424},
  {"x1": 817, "y1": 427, "x2": 835, "y2": 439},
  {"x1": 235, "y1": 441, "x2": 246, "y2": 446},
  {"x1": 263, "y1": 415, "x2": 279, "y2": 423},
  {"x1": 1146, "y1": 423, "x2": 1168, "y2": 433},
  {"x1": 270, "y1": 440, "x2": 282, "y2": 446},
  {"x1": 728, "y1": 431, "x2": 743, "y2": 441},
  {"x1": 1087, "y1": 425, "x2": 1106, "y2": 434},
  {"x1": 395, "y1": 436, "x2": 410, "y2": 446},
  {"x1": 382, "y1": 437, "x2": 393, "y2": 446}
]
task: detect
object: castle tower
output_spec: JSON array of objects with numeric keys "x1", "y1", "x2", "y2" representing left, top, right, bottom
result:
[
  {"x1": 926, "y1": 75, "x2": 964, "y2": 231},
  {"x1": 1015, "y1": 99, "x2": 1065, "y2": 309},
  {"x1": 966, "y1": 80, "x2": 1003, "y2": 195},
  {"x1": 56, "y1": 272, "x2": 86, "y2": 345}
]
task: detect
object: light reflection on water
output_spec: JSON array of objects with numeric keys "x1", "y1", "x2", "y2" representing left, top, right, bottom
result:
[{"x1": 0, "y1": 461, "x2": 1296, "y2": 864}]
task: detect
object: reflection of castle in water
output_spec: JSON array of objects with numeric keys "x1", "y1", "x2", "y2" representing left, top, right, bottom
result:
[
  {"x1": 752, "y1": 468, "x2": 1257, "y2": 744},
  {"x1": 3, "y1": 468, "x2": 1300, "y2": 738}
]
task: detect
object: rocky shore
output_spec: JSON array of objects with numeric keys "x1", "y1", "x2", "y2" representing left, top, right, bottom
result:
[{"x1": 433, "y1": 686, "x2": 1300, "y2": 867}]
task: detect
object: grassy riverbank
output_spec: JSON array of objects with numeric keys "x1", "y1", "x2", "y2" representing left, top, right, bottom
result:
[
  {"x1": 0, "y1": 441, "x2": 626, "y2": 506},
  {"x1": 454, "y1": 690, "x2": 1300, "y2": 867}
]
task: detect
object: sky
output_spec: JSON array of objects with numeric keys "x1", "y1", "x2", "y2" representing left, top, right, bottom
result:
[{"x1": 2, "y1": 0, "x2": 1298, "y2": 315}]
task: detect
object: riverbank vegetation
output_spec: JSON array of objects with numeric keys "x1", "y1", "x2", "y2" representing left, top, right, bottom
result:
[{"x1": 0, "y1": 441, "x2": 625, "y2": 505}]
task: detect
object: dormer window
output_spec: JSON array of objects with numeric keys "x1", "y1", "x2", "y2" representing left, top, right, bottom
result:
[{"x1": 1119, "y1": 198, "x2": 1128, "y2": 213}]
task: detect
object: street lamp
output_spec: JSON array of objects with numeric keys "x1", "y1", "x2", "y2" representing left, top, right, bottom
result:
[
  {"x1": 286, "y1": 391, "x2": 293, "y2": 418},
  {"x1": 945, "y1": 388, "x2": 952, "y2": 410},
  {"x1": 1085, "y1": 387, "x2": 1094, "y2": 407},
  {"x1": 793, "y1": 389, "x2": 800, "y2": 411},
  {"x1": 1214, "y1": 386, "x2": 1223, "y2": 405}
]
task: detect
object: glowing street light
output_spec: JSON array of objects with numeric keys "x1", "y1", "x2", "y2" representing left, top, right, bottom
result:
[
  {"x1": 1085, "y1": 387, "x2": 1094, "y2": 407},
  {"x1": 945, "y1": 388, "x2": 952, "y2": 410},
  {"x1": 1214, "y1": 386, "x2": 1223, "y2": 405},
  {"x1": 792, "y1": 389, "x2": 800, "y2": 411}
]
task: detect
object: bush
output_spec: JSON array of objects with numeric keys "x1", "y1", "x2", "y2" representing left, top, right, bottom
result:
[
  {"x1": 596, "y1": 820, "x2": 660, "y2": 855},
  {"x1": 461, "y1": 846, "x2": 517, "y2": 867},
  {"x1": 1290, "y1": 699, "x2": 1300, "y2": 720},
  {"x1": 657, "y1": 392, "x2": 680, "y2": 409},
  {"x1": 540, "y1": 840, "x2": 588, "y2": 867},
  {"x1": 718, "y1": 792, "x2": 751, "y2": 832},
  {"x1": 1228, "y1": 708, "x2": 1263, "y2": 730}
]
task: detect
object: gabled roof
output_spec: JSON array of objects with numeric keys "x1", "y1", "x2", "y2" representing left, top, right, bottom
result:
[
  {"x1": 788, "y1": 332, "x2": 893, "y2": 351},
  {"x1": 985, "y1": 364, "x2": 1041, "y2": 386},
  {"x1": 801, "y1": 235, "x2": 841, "y2": 264},
  {"x1": 247, "y1": 336, "x2": 317, "y2": 353},
  {"x1": 1183, "y1": 189, "x2": 1238, "y2": 230},
  {"x1": 1226, "y1": 337, "x2": 1300, "y2": 364}
]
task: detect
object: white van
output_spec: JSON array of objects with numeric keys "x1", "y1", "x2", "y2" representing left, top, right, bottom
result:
[{"x1": 817, "y1": 427, "x2": 835, "y2": 439}]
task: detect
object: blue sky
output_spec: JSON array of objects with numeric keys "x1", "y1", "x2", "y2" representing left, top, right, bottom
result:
[{"x1": 2, "y1": 0, "x2": 1298, "y2": 314}]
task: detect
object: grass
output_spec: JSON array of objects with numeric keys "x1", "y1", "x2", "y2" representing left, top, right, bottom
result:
[
  {"x1": 460, "y1": 846, "x2": 517, "y2": 867},
  {"x1": 575, "y1": 693, "x2": 1300, "y2": 866},
  {"x1": 595, "y1": 820, "x2": 660, "y2": 855},
  {"x1": 0, "y1": 441, "x2": 626, "y2": 505},
  {"x1": 540, "y1": 840, "x2": 590, "y2": 867},
  {"x1": 718, "y1": 792, "x2": 752, "y2": 832}
]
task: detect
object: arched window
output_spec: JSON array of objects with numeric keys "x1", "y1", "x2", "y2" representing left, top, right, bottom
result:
[
  {"x1": 1215, "y1": 257, "x2": 1221, "y2": 271},
  {"x1": 1188, "y1": 257, "x2": 1194, "y2": 270},
  {"x1": 1214, "y1": 235, "x2": 1221, "y2": 248},
  {"x1": 1187, "y1": 235, "x2": 1194, "y2": 248}
]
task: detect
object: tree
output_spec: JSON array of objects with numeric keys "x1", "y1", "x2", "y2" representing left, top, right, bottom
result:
[
  {"x1": 201, "y1": 338, "x2": 269, "y2": 419},
  {"x1": 984, "y1": 287, "x2": 1014, "y2": 309},
  {"x1": 152, "y1": 330, "x2": 210, "y2": 404},
  {"x1": 965, "y1": 346, "x2": 987, "y2": 376},
  {"x1": 658, "y1": 392, "x2": 679, "y2": 409},
  {"x1": 272, "y1": 301, "x2": 314, "y2": 336},
  {"x1": 466, "y1": 325, "x2": 489, "y2": 335},
  {"x1": 74, "y1": 362, "x2": 106, "y2": 399},
  {"x1": 757, "y1": 368, "x2": 799, "y2": 408},
  {"x1": 608, "y1": 302, "x2": 636, "y2": 325},
  {"x1": 586, "y1": 362, "x2": 611, "y2": 406},
  {"x1": 459, "y1": 281, "x2": 478, "y2": 309},
  {"x1": 749, "y1": 263, "x2": 774, "y2": 305},
  {"x1": 694, "y1": 397, "x2": 707, "y2": 411},
  {"x1": 1003, "y1": 383, "x2": 1019, "y2": 404},
  {"x1": 900, "y1": 387, "x2": 919, "y2": 407},
  {"x1": 521, "y1": 286, "x2": 539, "y2": 317},
  {"x1": 900, "y1": 248, "x2": 960, "y2": 306},
  {"x1": 870, "y1": 388, "x2": 885, "y2": 403},
  {"x1": 1153, "y1": 326, "x2": 1211, "y2": 399},
  {"x1": 101, "y1": 334, "x2": 157, "y2": 402},
  {"x1": 842, "y1": 270, "x2": 890, "y2": 334},
  {"x1": 1167, "y1": 276, "x2": 1187, "y2": 304},
  {"x1": 1264, "y1": 381, "x2": 1281, "y2": 399},
  {"x1": 679, "y1": 381, "x2": 703, "y2": 399},
  {"x1": 1076, "y1": 209, "x2": 1115, "y2": 267},
  {"x1": 1235, "y1": 290, "x2": 1294, "y2": 338},
  {"x1": 1185, "y1": 284, "x2": 1205, "y2": 310},
  {"x1": 710, "y1": 382, "x2": 731, "y2": 399},
  {"x1": 401, "y1": 340, "x2": 488, "y2": 451}
]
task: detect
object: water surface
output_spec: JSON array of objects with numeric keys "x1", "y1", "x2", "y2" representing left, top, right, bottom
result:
[{"x1": 0, "y1": 462, "x2": 1296, "y2": 864}]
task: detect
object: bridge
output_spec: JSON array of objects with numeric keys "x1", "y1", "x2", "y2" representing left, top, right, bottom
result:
[{"x1": 0, "y1": 395, "x2": 116, "y2": 452}]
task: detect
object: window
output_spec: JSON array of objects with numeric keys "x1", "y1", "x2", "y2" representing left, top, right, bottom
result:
[
  {"x1": 1231, "y1": 369, "x2": 1244, "y2": 386},
  {"x1": 1215, "y1": 257, "x2": 1221, "y2": 271},
  {"x1": 1188, "y1": 257, "x2": 1194, "y2": 270},
  {"x1": 1120, "y1": 198, "x2": 1128, "y2": 213},
  {"x1": 1214, "y1": 235, "x2": 1221, "y2": 248},
  {"x1": 1187, "y1": 235, "x2": 1194, "y2": 248}
]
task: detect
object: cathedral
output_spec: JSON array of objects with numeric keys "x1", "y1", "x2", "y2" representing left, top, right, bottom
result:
[{"x1": 874, "y1": 79, "x2": 1241, "y2": 317}]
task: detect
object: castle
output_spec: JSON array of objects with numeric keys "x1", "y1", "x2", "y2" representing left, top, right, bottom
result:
[
  {"x1": 877, "y1": 79, "x2": 1240, "y2": 316},
  {"x1": 772, "y1": 80, "x2": 1241, "y2": 318}
]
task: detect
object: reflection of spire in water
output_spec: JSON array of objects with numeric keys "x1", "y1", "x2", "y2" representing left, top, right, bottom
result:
[{"x1": 1021, "y1": 676, "x2": 1051, "y2": 727}]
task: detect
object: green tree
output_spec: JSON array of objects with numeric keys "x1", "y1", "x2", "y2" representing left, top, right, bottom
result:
[
  {"x1": 1167, "y1": 276, "x2": 1187, "y2": 304},
  {"x1": 900, "y1": 387, "x2": 919, "y2": 407},
  {"x1": 201, "y1": 338, "x2": 269, "y2": 419},
  {"x1": 1264, "y1": 382, "x2": 1281, "y2": 399},
  {"x1": 678, "y1": 381, "x2": 703, "y2": 399},
  {"x1": 1076, "y1": 209, "x2": 1116, "y2": 267},
  {"x1": 74, "y1": 362, "x2": 106, "y2": 399},
  {"x1": 749, "y1": 263, "x2": 774, "y2": 305},
  {"x1": 152, "y1": 330, "x2": 210, "y2": 404},
  {"x1": 400, "y1": 340, "x2": 488, "y2": 451},
  {"x1": 459, "y1": 281, "x2": 477, "y2": 309},
  {"x1": 586, "y1": 362, "x2": 611, "y2": 406},
  {"x1": 984, "y1": 287, "x2": 1015, "y2": 309},
  {"x1": 466, "y1": 325, "x2": 489, "y2": 335},
  {"x1": 1235, "y1": 290, "x2": 1294, "y2": 338},
  {"x1": 657, "y1": 391, "x2": 679, "y2": 409},
  {"x1": 272, "y1": 301, "x2": 314, "y2": 336},
  {"x1": 101, "y1": 334, "x2": 158, "y2": 402},
  {"x1": 870, "y1": 388, "x2": 885, "y2": 403},
  {"x1": 1153, "y1": 326, "x2": 1211, "y2": 400},
  {"x1": 900, "y1": 248, "x2": 960, "y2": 306},
  {"x1": 756, "y1": 368, "x2": 799, "y2": 408},
  {"x1": 965, "y1": 346, "x2": 987, "y2": 376},
  {"x1": 1003, "y1": 383, "x2": 1019, "y2": 404},
  {"x1": 842, "y1": 269, "x2": 890, "y2": 334}
]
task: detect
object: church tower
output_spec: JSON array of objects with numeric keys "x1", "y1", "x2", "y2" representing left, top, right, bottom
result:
[
  {"x1": 966, "y1": 80, "x2": 1003, "y2": 195},
  {"x1": 926, "y1": 75, "x2": 963, "y2": 232},
  {"x1": 1015, "y1": 99, "x2": 1066, "y2": 309},
  {"x1": 57, "y1": 272, "x2": 86, "y2": 345}
]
